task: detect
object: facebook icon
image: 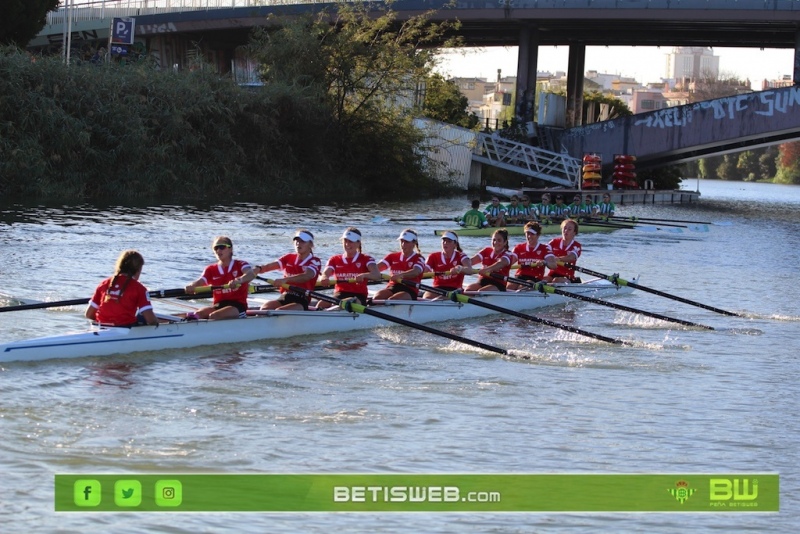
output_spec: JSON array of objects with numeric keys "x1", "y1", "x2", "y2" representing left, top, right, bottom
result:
[
  {"x1": 74, "y1": 479, "x2": 101, "y2": 507},
  {"x1": 111, "y1": 18, "x2": 135, "y2": 46}
]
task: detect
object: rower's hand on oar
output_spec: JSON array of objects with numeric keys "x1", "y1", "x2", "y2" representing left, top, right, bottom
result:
[{"x1": 319, "y1": 277, "x2": 331, "y2": 288}]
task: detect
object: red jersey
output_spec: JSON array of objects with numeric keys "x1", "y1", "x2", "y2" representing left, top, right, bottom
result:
[
  {"x1": 199, "y1": 259, "x2": 252, "y2": 306},
  {"x1": 513, "y1": 242, "x2": 555, "y2": 280},
  {"x1": 379, "y1": 251, "x2": 426, "y2": 296},
  {"x1": 277, "y1": 253, "x2": 321, "y2": 293},
  {"x1": 475, "y1": 247, "x2": 516, "y2": 288},
  {"x1": 547, "y1": 238, "x2": 582, "y2": 279},
  {"x1": 426, "y1": 250, "x2": 469, "y2": 289},
  {"x1": 89, "y1": 274, "x2": 153, "y2": 326},
  {"x1": 324, "y1": 252, "x2": 377, "y2": 296}
]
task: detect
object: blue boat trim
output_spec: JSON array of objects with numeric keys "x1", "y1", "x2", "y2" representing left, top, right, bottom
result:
[{"x1": 2, "y1": 333, "x2": 185, "y2": 353}]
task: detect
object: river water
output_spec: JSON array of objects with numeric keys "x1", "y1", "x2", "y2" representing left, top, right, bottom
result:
[{"x1": 1, "y1": 180, "x2": 798, "y2": 531}]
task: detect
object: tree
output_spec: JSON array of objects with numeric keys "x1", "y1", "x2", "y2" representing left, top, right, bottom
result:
[
  {"x1": 422, "y1": 73, "x2": 478, "y2": 129},
  {"x1": 546, "y1": 89, "x2": 632, "y2": 123},
  {"x1": 244, "y1": 1, "x2": 463, "y2": 196},
  {"x1": 248, "y1": 1, "x2": 460, "y2": 127},
  {"x1": 775, "y1": 141, "x2": 800, "y2": 185},
  {"x1": 690, "y1": 70, "x2": 751, "y2": 103},
  {"x1": 0, "y1": 0, "x2": 59, "y2": 47}
]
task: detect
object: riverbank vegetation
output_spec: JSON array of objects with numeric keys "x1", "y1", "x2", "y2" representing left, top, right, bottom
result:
[{"x1": 1, "y1": 2, "x2": 463, "y2": 202}]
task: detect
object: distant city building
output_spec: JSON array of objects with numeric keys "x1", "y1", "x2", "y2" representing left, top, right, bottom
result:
[
  {"x1": 762, "y1": 74, "x2": 794, "y2": 89},
  {"x1": 630, "y1": 89, "x2": 668, "y2": 113},
  {"x1": 666, "y1": 46, "x2": 720, "y2": 82}
]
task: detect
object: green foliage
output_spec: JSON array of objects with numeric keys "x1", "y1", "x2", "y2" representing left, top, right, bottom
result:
[
  {"x1": 695, "y1": 145, "x2": 781, "y2": 182},
  {"x1": 0, "y1": 0, "x2": 59, "y2": 47},
  {"x1": 775, "y1": 141, "x2": 800, "y2": 185},
  {"x1": 546, "y1": 89, "x2": 632, "y2": 121},
  {"x1": 1, "y1": 2, "x2": 464, "y2": 201},
  {"x1": 422, "y1": 73, "x2": 478, "y2": 129}
]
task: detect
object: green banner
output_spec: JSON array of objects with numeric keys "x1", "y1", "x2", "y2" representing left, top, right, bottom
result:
[{"x1": 55, "y1": 474, "x2": 779, "y2": 512}]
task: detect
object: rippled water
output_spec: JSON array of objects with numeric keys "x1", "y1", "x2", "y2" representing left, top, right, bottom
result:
[{"x1": 1, "y1": 180, "x2": 799, "y2": 532}]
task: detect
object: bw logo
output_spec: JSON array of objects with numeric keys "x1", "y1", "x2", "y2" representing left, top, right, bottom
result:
[{"x1": 668, "y1": 480, "x2": 696, "y2": 504}]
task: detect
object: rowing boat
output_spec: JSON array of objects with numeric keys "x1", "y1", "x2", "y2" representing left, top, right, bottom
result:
[
  {"x1": 0, "y1": 278, "x2": 633, "y2": 363},
  {"x1": 434, "y1": 222, "x2": 631, "y2": 237}
]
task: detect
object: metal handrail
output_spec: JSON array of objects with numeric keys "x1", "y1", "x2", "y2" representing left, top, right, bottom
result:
[{"x1": 472, "y1": 133, "x2": 580, "y2": 188}]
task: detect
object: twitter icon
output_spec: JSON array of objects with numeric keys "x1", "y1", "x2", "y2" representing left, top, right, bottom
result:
[{"x1": 115, "y1": 480, "x2": 142, "y2": 507}]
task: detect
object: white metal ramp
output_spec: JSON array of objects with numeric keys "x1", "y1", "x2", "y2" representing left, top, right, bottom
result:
[{"x1": 472, "y1": 133, "x2": 581, "y2": 188}]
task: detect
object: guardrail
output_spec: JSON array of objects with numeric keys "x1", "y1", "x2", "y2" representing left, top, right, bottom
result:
[{"x1": 45, "y1": 0, "x2": 308, "y2": 26}]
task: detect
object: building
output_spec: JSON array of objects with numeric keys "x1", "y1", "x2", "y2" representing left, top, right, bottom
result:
[{"x1": 666, "y1": 46, "x2": 720, "y2": 83}]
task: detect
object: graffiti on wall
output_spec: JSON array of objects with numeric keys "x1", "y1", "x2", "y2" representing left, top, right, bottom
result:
[{"x1": 634, "y1": 87, "x2": 800, "y2": 129}]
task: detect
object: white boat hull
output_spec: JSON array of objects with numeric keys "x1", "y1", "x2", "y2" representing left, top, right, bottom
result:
[{"x1": 0, "y1": 280, "x2": 632, "y2": 363}]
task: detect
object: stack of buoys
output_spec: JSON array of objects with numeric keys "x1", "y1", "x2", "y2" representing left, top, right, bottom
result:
[
  {"x1": 582, "y1": 153, "x2": 602, "y2": 189},
  {"x1": 612, "y1": 154, "x2": 639, "y2": 189}
]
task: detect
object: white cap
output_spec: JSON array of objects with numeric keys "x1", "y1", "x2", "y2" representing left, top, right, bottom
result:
[
  {"x1": 397, "y1": 230, "x2": 418, "y2": 242},
  {"x1": 293, "y1": 230, "x2": 314, "y2": 242},
  {"x1": 440, "y1": 231, "x2": 459, "y2": 242},
  {"x1": 342, "y1": 230, "x2": 361, "y2": 242}
]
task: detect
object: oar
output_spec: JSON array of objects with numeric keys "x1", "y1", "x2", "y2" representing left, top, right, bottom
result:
[
  {"x1": 588, "y1": 217, "x2": 687, "y2": 229},
  {"x1": 255, "y1": 275, "x2": 387, "y2": 289},
  {"x1": 264, "y1": 279, "x2": 508, "y2": 355},
  {"x1": 609, "y1": 215, "x2": 713, "y2": 225},
  {"x1": 490, "y1": 273, "x2": 714, "y2": 330},
  {"x1": 0, "y1": 287, "x2": 191, "y2": 313},
  {"x1": 371, "y1": 216, "x2": 458, "y2": 223},
  {"x1": 0, "y1": 284, "x2": 278, "y2": 313},
  {"x1": 561, "y1": 263, "x2": 743, "y2": 317},
  {"x1": 395, "y1": 278, "x2": 625, "y2": 345},
  {"x1": 577, "y1": 218, "x2": 683, "y2": 233}
]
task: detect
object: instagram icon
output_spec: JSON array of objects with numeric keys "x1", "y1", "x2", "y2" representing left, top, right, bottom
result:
[{"x1": 155, "y1": 480, "x2": 182, "y2": 507}]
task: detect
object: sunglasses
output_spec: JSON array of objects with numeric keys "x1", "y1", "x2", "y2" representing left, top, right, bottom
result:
[{"x1": 213, "y1": 244, "x2": 231, "y2": 250}]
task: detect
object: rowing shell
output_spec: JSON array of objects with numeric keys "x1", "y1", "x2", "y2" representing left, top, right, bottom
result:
[
  {"x1": 0, "y1": 279, "x2": 633, "y2": 363},
  {"x1": 435, "y1": 222, "x2": 632, "y2": 237}
]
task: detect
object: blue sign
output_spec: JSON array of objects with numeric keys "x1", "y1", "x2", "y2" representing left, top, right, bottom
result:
[
  {"x1": 110, "y1": 45, "x2": 128, "y2": 57},
  {"x1": 111, "y1": 18, "x2": 135, "y2": 45}
]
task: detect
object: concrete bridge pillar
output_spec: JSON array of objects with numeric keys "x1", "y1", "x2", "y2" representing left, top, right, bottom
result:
[
  {"x1": 515, "y1": 25, "x2": 539, "y2": 123},
  {"x1": 795, "y1": 28, "x2": 800, "y2": 86},
  {"x1": 566, "y1": 44, "x2": 586, "y2": 128}
]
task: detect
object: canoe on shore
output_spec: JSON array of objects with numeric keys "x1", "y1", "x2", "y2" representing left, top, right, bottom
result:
[{"x1": 0, "y1": 278, "x2": 633, "y2": 363}]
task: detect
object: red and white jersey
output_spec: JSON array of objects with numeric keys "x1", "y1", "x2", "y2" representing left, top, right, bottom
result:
[
  {"x1": 379, "y1": 251, "x2": 426, "y2": 296},
  {"x1": 199, "y1": 259, "x2": 252, "y2": 306},
  {"x1": 547, "y1": 238, "x2": 582, "y2": 279},
  {"x1": 89, "y1": 274, "x2": 153, "y2": 326},
  {"x1": 513, "y1": 242, "x2": 555, "y2": 280},
  {"x1": 277, "y1": 253, "x2": 321, "y2": 292},
  {"x1": 426, "y1": 250, "x2": 470, "y2": 289},
  {"x1": 324, "y1": 252, "x2": 377, "y2": 296},
  {"x1": 475, "y1": 247, "x2": 516, "y2": 286}
]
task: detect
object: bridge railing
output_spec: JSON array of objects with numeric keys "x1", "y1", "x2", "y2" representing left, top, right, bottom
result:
[
  {"x1": 46, "y1": 0, "x2": 314, "y2": 26},
  {"x1": 472, "y1": 133, "x2": 581, "y2": 188}
]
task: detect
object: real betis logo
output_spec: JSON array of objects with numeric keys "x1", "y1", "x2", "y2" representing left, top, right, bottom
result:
[{"x1": 668, "y1": 480, "x2": 697, "y2": 504}]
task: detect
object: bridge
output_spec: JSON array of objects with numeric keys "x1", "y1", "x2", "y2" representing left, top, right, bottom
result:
[{"x1": 33, "y1": 0, "x2": 800, "y2": 188}]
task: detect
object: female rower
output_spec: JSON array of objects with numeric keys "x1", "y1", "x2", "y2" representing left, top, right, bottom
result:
[
  {"x1": 317, "y1": 227, "x2": 381, "y2": 309},
  {"x1": 184, "y1": 236, "x2": 255, "y2": 320},
  {"x1": 85, "y1": 250, "x2": 158, "y2": 327},
  {"x1": 373, "y1": 229, "x2": 427, "y2": 301},
  {"x1": 507, "y1": 222, "x2": 557, "y2": 290},
  {"x1": 544, "y1": 219, "x2": 582, "y2": 284},
  {"x1": 423, "y1": 230, "x2": 471, "y2": 299},
  {"x1": 253, "y1": 229, "x2": 321, "y2": 311},
  {"x1": 460, "y1": 229, "x2": 516, "y2": 292}
]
